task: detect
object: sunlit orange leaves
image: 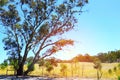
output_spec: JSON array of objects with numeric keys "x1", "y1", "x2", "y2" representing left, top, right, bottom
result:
[
  {"x1": 48, "y1": 39, "x2": 74, "y2": 53},
  {"x1": 55, "y1": 39, "x2": 74, "y2": 47},
  {"x1": 43, "y1": 39, "x2": 74, "y2": 57},
  {"x1": 50, "y1": 46, "x2": 59, "y2": 53}
]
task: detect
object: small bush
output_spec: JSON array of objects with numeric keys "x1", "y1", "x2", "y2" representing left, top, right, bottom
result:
[
  {"x1": 113, "y1": 66, "x2": 117, "y2": 72},
  {"x1": 0, "y1": 60, "x2": 8, "y2": 70},
  {"x1": 118, "y1": 76, "x2": 120, "y2": 80},
  {"x1": 108, "y1": 69, "x2": 112, "y2": 74}
]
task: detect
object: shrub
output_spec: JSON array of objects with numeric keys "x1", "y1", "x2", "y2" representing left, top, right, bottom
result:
[
  {"x1": 113, "y1": 66, "x2": 117, "y2": 72},
  {"x1": 118, "y1": 76, "x2": 120, "y2": 80},
  {"x1": 108, "y1": 69, "x2": 112, "y2": 74},
  {"x1": 0, "y1": 60, "x2": 8, "y2": 70}
]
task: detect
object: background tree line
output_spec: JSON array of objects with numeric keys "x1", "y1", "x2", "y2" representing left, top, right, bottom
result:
[
  {"x1": 97, "y1": 50, "x2": 120, "y2": 63},
  {"x1": 1, "y1": 49, "x2": 120, "y2": 70},
  {"x1": 58, "y1": 50, "x2": 120, "y2": 63}
]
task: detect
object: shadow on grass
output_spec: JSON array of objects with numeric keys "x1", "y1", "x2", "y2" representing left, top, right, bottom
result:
[
  {"x1": 0, "y1": 75, "x2": 114, "y2": 80},
  {"x1": 0, "y1": 75, "x2": 53, "y2": 80}
]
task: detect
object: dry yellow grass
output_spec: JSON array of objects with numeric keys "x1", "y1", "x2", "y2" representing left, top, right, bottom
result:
[{"x1": 0, "y1": 62, "x2": 119, "y2": 79}]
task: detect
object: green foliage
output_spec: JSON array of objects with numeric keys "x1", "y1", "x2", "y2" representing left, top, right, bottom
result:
[
  {"x1": 0, "y1": 64, "x2": 6, "y2": 70},
  {"x1": 27, "y1": 62, "x2": 35, "y2": 72},
  {"x1": 97, "y1": 50, "x2": 120, "y2": 63},
  {"x1": 0, "y1": 0, "x2": 8, "y2": 6},
  {"x1": 39, "y1": 23, "x2": 49, "y2": 36},
  {"x1": 0, "y1": 60, "x2": 8, "y2": 69},
  {"x1": 9, "y1": 59, "x2": 19, "y2": 70},
  {"x1": 15, "y1": 24, "x2": 21, "y2": 29},
  {"x1": 57, "y1": 4, "x2": 66, "y2": 14},
  {"x1": 118, "y1": 76, "x2": 120, "y2": 80}
]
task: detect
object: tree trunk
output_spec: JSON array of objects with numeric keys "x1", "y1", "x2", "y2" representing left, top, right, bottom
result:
[
  {"x1": 24, "y1": 69, "x2": 30, "y2": 76},
  {"x1": 82, "y1": 63, "x2": 84, "y2": 78},
  {"x1": 24, "y1": 64, "x2": 33, "y2": 75},
  {"x1": 97, "y1": 70, "x2": 99, "y2": 80},
  {"x1": 71, "y1": 63, "x2": 73, "y2": 77},
  {"x1": 42, "y1": 66, "x2": 44, "y2": 77},
  {"x1": 17, "y1": 64, "x2": 24, "y2": 76},
  {"x1": 24, "y1": 61, "x2": 35, "y2": 75}
]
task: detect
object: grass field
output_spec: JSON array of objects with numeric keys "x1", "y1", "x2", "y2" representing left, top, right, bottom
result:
[{"x1": 0, "y1": 62, "x2": 120, "y2": 79}]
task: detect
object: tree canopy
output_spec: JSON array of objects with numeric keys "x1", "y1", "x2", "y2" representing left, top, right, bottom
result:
[
  {"x1": 97, "y1": 50, "x2": 120, "y2": 63},
  {"x1": 0, "y1": 0, "x2": 88, "y2": 75}
]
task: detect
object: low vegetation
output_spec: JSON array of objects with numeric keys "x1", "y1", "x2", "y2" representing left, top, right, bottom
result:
[
  {"x1": 1, "y1": 49, "x2": 120, "y2": 80},
  {"x1": 0, "y1": 62, "x2": 120, "y2": 79}
]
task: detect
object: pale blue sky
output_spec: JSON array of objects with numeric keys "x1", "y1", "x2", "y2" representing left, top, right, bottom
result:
[
  {"x1": 54, "y1": 0, "x2": 120, "y2": 60},
  {"x1": 0, "y1": 0, "x2": 120, "y2": 62}
]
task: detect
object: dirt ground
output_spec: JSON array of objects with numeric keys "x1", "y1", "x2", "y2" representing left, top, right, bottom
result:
[{"x1": 0, "y1": 76, "x2": 115, "y2": 80}]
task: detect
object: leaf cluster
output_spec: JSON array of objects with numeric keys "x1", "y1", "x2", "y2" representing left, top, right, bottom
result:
[{"x1": 0, "y1": 60, "x2": 8, "y2": 70}]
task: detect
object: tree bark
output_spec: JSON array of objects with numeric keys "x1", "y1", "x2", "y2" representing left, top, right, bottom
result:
[
  {"x1": 24, "y1": 64, "x2": 33, "y2": 75},
  {"x1": 17, "y1": 63, "x2": 24, "y2": 76},
  {"x1": 24, "y1": 60, "x2": 36, "y2": 75},
  {"x1": 24, "y1": 69, "x2": 29, "y2": 76}
]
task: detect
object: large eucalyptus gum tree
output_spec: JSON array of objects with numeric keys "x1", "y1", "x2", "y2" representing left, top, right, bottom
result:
[{"x1": 0, "y1": 0, "x2": 88, "y2": 75}]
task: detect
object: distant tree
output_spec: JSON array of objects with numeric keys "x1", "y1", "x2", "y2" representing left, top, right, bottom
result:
[
  {"x1": 97, "y1": 50, "x2": 120, "y2": 63},
  {"x1": 84, "y1": 53, "x2": 92, "y2": 62},
  {"x1": 60, "y1": 63, "x2": 67, "y2": 77},
  {"x1": 97, "y1": 53, "x2": 108, "y2": 62},
  {"x1": 71, "y1": 61, "x2": 74, "y2": 77},
  {"x1": 0, "y1": 60, "x2": 8, "y2": 70},
  {"x1": 93, "y1": 58, "x2": 102, "y2": 80},
  {"x1": 45, "y1": 58, "x2": 58, "y2": 75},
  {"x1": 48, "y1": 57, "x2": 58, "y2": 67},
  {"x1": 8, "y1": 58, "x2": 19, "y2": 75},
  {"x1": 38, "y1": 59, "x2": 45, "y2": 76},
  {"x1": 81, "y1": 62, "x2": 85, "y2": 77},
  {"x1": 108, "y1": 69, "x2": 112, "y2": 75},
  {"x1": 45, "y1": 61, "x2": 53, "y2": 76},
  {"x1": 72, "y1": 56, "x2": 78, "y2": 76},
  {"x1": 113, "y1": 66, "x2": 117, "y2": 72},
  {"x1": 77, "y1": 54, "x2": 85, "y2": 62},
  {"x1": 116, "y1": 50, "x2": 120, "y2": 59},
  {"x1": 72, "y1": 54, "x2": 93, "y2": 62},
  {"x1": 0, "y1": 0, "x2": 88, "y2": 75},
  {"x1": 46, "y1": 62, "x2": 53, "y2": 73}
]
